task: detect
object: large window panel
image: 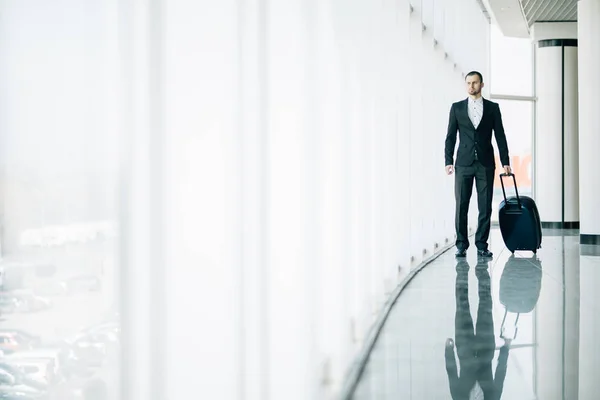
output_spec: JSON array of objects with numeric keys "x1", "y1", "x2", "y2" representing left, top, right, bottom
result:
[
  {"x1": 410, "y1": 0, "x2": 422, "y2": 15},
  {"x1": 421, "y1": 0, "x2": 434, "y2": 29},
  {"x1": 409, "y1": 7, "x2": 425, "y2": 265},
  {"x1": 0, "y1": 0, "x2": 120, "y2": 397},
  {"x1": 421, "y1": 27, "x2": 437, "y2": 256},
  {"x1": 433, "y1": 0, "x2": 445, "y2": 45},
  {"x1": 395, "y1": 0, "x2": 412, "y2": 272},
  {"x1": 490, "y1": 24, "x2": 534, "y2": 96}
]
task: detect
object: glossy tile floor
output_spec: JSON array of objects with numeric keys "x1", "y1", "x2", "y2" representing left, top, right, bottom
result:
[{"x1": 352, "y1": 228, "x2": 600, "y2": 400}]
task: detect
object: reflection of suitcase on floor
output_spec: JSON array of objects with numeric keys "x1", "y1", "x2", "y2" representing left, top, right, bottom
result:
[
  {"x1": 498, "y1": 173, "x2": 542, "y2": 254},
  {"x1": 499, "y1": 255, "x2": 542, "y2": 340}
]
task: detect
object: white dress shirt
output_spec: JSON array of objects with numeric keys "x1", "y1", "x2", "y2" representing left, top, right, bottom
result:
[{"x1": 467, "y1": 96, "x2": 484, "y2": 129}]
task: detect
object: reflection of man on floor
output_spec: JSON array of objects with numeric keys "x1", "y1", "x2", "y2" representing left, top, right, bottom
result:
[{"x1": 444, "y1": 259, "x2": 511, "y2": 399}]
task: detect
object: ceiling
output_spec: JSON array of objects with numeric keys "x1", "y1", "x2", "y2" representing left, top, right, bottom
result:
[
  {"x1": 521, "y1": 0, "x2": 577, "y2": 25},
  {"x1": 483, "y1": 0, "x2": 578, "y2": 38}
]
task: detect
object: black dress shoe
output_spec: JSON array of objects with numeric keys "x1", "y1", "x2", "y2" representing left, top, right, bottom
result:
[
  {"x1": 455, "y1": 249, "x2": 467, "y2": 257},
  {"x1": 477, "y1": 249, "x2": 493, "y2": 258}
]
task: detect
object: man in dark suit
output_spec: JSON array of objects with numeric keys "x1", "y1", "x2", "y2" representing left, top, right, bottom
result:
[{"x1": 445, "y1": 71, "x2": 511, "y2": 258}]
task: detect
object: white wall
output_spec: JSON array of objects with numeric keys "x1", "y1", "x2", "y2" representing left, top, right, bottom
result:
[
  {"x1": 0, "y1": 0, "x2": 490, "y2": 398},
  {"x1": 532, "y1": 22, "x2": 578, "y2": 41}
]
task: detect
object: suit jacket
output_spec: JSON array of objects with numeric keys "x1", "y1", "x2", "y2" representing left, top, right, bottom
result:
[{"x1": 444, "y1": 98, "x2": 510, "y2": 169}]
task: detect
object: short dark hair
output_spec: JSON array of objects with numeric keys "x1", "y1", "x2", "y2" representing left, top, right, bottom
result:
[{"x1": 465, "y1": 71, "x2": 483, "y2": 83}]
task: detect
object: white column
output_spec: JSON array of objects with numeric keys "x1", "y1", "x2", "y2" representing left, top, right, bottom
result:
[
  {"x1": 578, "y1": 0, "x2": 600, "y2": 245},
  {"x1": 578, "y1": 255, "x2": 600, "y2": 398},
  {"x1": 563, "y1": 45, "x2": 579, "y2": 226},
  {"x1": 533, "y1": 26, "x2": 579, "y2": 228}
]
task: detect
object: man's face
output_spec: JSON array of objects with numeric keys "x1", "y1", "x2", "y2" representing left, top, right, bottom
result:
[{"x1": 466, "y1": 75, "x2": 484, "y2": 96}]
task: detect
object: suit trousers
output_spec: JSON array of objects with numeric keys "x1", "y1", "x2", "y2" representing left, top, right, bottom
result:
[{"x1": 454, "y1": 160, "x2": 495, "y2": 251}]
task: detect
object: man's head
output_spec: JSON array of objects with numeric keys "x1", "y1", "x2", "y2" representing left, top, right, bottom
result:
[{"x1": 465, "y1": 71, "x2": 484, "y2": 98}]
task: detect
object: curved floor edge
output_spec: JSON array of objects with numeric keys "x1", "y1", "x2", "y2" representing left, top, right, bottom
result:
[{"x1": 337, "y1": 241, "x2": 458, "y2": 400}]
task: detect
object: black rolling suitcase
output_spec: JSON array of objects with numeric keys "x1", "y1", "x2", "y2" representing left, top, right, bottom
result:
[{"x1": 498, "y1": 173, "x2": 542, "y2": 254}]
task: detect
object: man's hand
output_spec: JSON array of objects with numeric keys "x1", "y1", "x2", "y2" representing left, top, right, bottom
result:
[
  {"x1": 446, "y1": 165, "x2": 454, "y2": 175},
  {"x1": 503, "y1": 165, "x2": 512, "y2": 175}
]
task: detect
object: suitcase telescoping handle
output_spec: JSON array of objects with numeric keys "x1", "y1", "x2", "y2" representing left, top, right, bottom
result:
[
  {"x1": 499, "y1": 172, "x2": 521, "y2": 208},
  {"x1": 500, "y1": 309, "x2": 520, "y2": 340}
]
